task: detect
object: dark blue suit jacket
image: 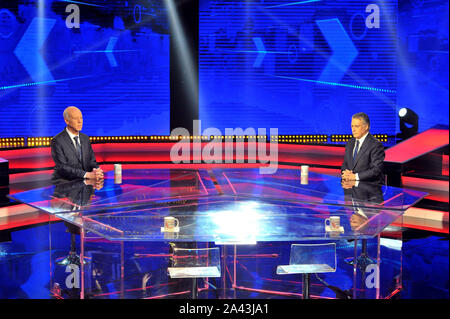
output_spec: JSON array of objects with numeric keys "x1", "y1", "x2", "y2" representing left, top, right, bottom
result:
[
  {"x1": 341, "y1": 133, "x2": 385, "y2": 184},
  {"x1": 51, "y1": 129, "x2": 98, "y2": 181}
]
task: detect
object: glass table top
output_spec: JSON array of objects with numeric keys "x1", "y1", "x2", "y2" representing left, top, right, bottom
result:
[{"x1": 8, "y1": 168, "x2": 427, "y2": 242}]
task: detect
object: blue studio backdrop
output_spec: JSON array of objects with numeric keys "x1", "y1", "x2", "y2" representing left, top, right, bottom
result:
[{"x1": 0, "y1": 0, "x2": 448, "y2": 138}]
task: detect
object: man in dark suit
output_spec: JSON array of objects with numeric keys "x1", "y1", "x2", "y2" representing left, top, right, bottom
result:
[
  {"x1": 342, "y1": 180, "x2": 384, "y2": 231},
  {"x1": 341, "y1": 112, "x2": 385, "y2": 184},
  {"x1": 51, "y1": 106, "x2": 103, "y2": 181},
  {"x1": 342, "y1": 180, "x2": 384, "y2": 205}
]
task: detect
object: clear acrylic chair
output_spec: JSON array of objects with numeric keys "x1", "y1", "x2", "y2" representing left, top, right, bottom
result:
[
  {"x1": 168, "y1": 247, "x2": 221, "y2": 299},
  {"x1": 276, "y1": 243, "x2": 336, "y2": 299}
]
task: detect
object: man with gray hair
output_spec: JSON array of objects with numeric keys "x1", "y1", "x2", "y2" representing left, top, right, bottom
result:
[
  {"x1": 51, "y1": 106, "x2": 103, "y2": 181},
  {"x1": 341, "y1": 112, "x2": 385, "y2": 184}
]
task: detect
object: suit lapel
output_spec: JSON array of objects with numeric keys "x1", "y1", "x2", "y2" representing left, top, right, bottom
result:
[
  {"x1": 352, "y1": 134, "x2": 371, "y2": 169},
  {"x1": 62, "y1": 130, "x2": 82, "y2": 164}
]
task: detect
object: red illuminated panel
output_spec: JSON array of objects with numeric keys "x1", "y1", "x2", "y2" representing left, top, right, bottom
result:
[
  {"x1": 100, "y1": 163, "x2": 340, "y2": 173},
  {"x1": 9, "y1": 169, "x2": 53, "y2": 183},
  {"x1": 277, "y1": 144, "x2": 344, "y2": 166},
  {"x1": 385, "y1": 128, "x2": 449, "y2": 163}
]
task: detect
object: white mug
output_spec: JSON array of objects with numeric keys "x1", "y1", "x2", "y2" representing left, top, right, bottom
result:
[
  {"x1": 300, "y1": 165, "x2": 309, "y2": 176},
  {"x1": 325, "y1": 216, "x2": 340, "y2": 231},
  {"x1": 114, "y1": 174, "x2": 122, "y2": 184},
  {"x1": 164, "y1": 216, "x2": 179, "y2": 232}
]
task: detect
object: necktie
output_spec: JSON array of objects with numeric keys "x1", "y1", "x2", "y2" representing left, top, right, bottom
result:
[
  {"x1": 74, "y1": 136, "x2": 82, "y2": 160},
  {"x1": 353, "y1": 140, "x2": 359, "y2": 162}
]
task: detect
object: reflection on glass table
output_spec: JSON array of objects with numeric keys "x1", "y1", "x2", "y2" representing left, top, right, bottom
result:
[
  {"x1": 8, "y1": 169, "x2": 217, "y2": 214},
  {"x1": 7, "y1": 168, "x2": 427, "y2": 243},
  {"x1": 168, "y1": 247, "x2": 221, "y2": 299}
]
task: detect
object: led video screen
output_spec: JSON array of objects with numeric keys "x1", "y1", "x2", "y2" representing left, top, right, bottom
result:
[{"x1": 397, "y1": 0, "x2": 449, "y2": 132}]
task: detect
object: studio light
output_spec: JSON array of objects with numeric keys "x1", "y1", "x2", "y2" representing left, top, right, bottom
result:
[{"x1": 397, "y1": 107, "x2": 419, "y2": 140}]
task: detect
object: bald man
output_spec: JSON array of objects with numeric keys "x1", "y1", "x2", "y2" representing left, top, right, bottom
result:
[{"x1": 51, "y1": 106, "x2": 103, "y2": 181}]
